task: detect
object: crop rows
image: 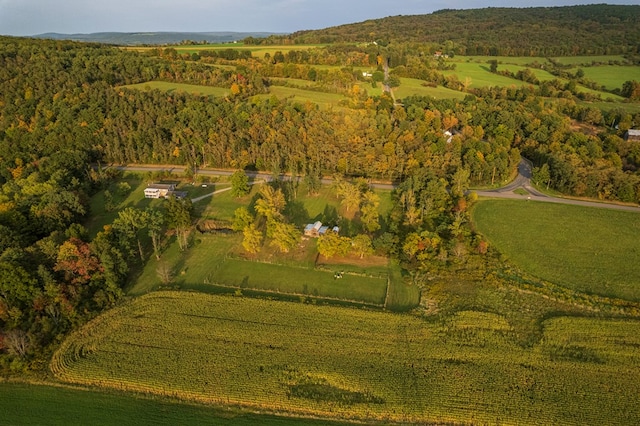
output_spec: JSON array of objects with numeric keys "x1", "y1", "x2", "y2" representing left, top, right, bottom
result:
[{"x1": 52, "y1": 292, "x2": 640, "y2": 424}]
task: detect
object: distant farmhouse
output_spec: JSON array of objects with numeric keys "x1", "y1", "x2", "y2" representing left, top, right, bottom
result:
[
  {"x1": 303, "y1": 221, "x2": 339, "y2": 238},
  {"x1": 624, "y1": 129, "x2": 640, "y2": 142},
  {"x1": 144, "y1": 183, "x2": 187, "y2": 199}
]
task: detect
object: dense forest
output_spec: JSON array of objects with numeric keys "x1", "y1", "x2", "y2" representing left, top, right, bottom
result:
[
  {"x1": 254, "y1": 5, "x2": 640, "y2": 57},
  {"x1": 1, "y1": 4, "x2": 640, "y2": 371}
]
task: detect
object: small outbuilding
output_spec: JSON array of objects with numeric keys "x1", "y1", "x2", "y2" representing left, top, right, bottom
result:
[
  {"x1": 624, "y1": 129, "x2": 640, "y2": 142},
  {"x1": 304, "y1": 221, "x2": 323, "y2": 237},
  {"x1": 303, "y1": 221, "x2": 339, "y2": 238}
]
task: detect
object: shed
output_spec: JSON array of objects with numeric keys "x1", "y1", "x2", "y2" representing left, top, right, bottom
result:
[
  {"x1": 304, "y1": 221, "x2": 323, "y2": 237},
  {"x1": 624, "y1": 129, "x2": 640, "y2": 142}
]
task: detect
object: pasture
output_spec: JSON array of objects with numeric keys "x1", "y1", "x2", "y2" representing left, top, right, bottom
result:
[
  {"x1": 51, "y1": 291, "x2": 640, "y2": 425},
  {"x1": 472, "y1": 199, "x2": 640, "y2": 302}
]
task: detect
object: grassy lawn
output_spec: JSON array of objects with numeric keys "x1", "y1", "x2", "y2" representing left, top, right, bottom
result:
[
  {"x1": 51, "y1": 291, "x2": 640, "y2": 425},
  {"x1": 86, "y1": 174, "x2": 157, "y2": 237},
  {"x1": 86, "y1": 174, "x2": 220, "y2": 238},
  {"x1": 472, "y1": 199, "x2": 640, "y2": 302},
  {"x1": 0, "y1": 383, "x2": 346, "y2": 426}
]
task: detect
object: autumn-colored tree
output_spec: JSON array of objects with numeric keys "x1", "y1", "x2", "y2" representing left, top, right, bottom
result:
[
  {"x1": 360, "y1": 191, "x2": 381, "y2": 233},
  {"x1": 232, "y1": 207, "x2": 254, "y2": 232},
  {"x1": 317, "y1": 231, "x2": 351, "y2": 258},
  {"x1": 269, "y1": 221, "x2": 301, "y2": 253},
  {"x1": 351, "y1": 234, "x2": 374, "y2": 258},
  {"x1": 335, "y1": 181, "x2": 362, "y2": 214},
  {"x1": 54, "y1": 238, "x2": 104, "y2": 286},
  {"x1": 242, "y1": 223, "x2": 263, "y2": 254},
  {"x1": 255, "y1": 185, "x2": 285, "y2": 223}
]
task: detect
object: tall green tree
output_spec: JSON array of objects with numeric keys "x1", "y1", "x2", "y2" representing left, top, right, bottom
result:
[{"x1": 230, "y1": 170, "x2": 250, "y2": 198}]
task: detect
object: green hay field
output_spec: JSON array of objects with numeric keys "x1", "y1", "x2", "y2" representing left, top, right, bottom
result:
[
  {"x1": 123, "y1": 81, "x2": 230, "y2": 97},
  {"x1": 581, "y1": 65, "x2": 640, "y2": 91},
  {"x1": 256, "y1": 86, "x2": 347, "y2": 108},
  {"x1": 51, "y1": 291, "x2": 640, "y2": 425},
  {"x1": 472, "y1": 199, "x2": 640, "y2": 302},
  {"x1": 442, "y1": 62, "x2": 529, "y2": 88},
  {"x1": 0, "y1": 383, "x2": 345, "y2": 426},
  {"x1": 391, "y1": 78, "x2": 468, "y2": 100}
]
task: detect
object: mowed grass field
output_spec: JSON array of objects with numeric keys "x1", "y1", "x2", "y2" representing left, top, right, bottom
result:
[
  {"x1": 581, "y1": 65, "x2": 640, "y2": 91},
  {"x1": 51, "y1": 291, "x2": 640, "y2": 425},
  {"x1": 122, "y1": 81, "x2": 230, "y2": 97},
  {"x1": 256, "y1": 85, "x2": 347, "y2": 108},
  {"x1": 0, "y1": 383, "x2": 346, "y2": 426},
  {"x1": 472, "y1": 200, "x2": 640, "y2": 301}
]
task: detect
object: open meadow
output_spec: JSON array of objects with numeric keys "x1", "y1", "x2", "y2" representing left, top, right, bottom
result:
[
  {"x1": 51, "y1": 291, "x2": 640, "y2": 425},
  {"x1": 472, "y1": 199, "x2": 640, "y2": 302},
  {"x1": 122, "y1": 81, "x2": 230, "y2": 97}
]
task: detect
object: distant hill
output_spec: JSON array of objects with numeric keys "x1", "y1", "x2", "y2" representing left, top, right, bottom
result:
[
  {"x1": 33, "y1": 31, "x2": 281, "y2": 46},
  {"x1": 279, "y1": 4, "x2": 640, "y2": 56}
]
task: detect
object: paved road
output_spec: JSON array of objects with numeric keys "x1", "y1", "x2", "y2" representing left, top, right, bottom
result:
[
  {"x1": 109, "y1": 161, "x2": 639, "y2": 212},
  {"x1": 476, "y1": 158, "x2": 640, "y2": 213}
]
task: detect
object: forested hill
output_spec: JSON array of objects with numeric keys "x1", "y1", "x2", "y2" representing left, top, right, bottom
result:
[
  {"x1": 34, "y1": 32, "x2": 279, "y2": 46},
  {"x1": 275, "y1": 5, "x2": 640, "y2": 56}
]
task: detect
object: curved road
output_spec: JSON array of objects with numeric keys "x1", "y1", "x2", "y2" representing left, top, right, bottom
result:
[
  {"x1": 110, "y1": 161, "x2": 640, "y2": 212},
  {"x1": 475, "y1": 158, "x2": 640, "y2": 213}
]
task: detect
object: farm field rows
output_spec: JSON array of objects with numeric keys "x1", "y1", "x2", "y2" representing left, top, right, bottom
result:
[
  {"x1": 51, "y1": 291, "x2": 640, "y2": 425},
  {"x1": 472, "y1": 199, "x2": 640, "y2": 302}
]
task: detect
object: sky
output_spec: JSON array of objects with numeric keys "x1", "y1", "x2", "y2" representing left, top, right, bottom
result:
[{"x1": 0, "y1": 0, "x2": 637, "y2": 36}]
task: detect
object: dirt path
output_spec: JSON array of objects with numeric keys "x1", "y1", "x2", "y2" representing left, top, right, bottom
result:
[{"x1": 190, "y1": 180, "x2": 265, "y2": 203}]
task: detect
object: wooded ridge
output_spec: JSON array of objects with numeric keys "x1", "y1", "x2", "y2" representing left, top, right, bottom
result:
[{"x1": 256, "y1": 5, "x2": 640, "y2": 57}]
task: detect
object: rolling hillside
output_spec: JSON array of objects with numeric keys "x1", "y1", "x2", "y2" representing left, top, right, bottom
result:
[{"x1": 277, "y1": 5, "x2": 640, "y2": 56}]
